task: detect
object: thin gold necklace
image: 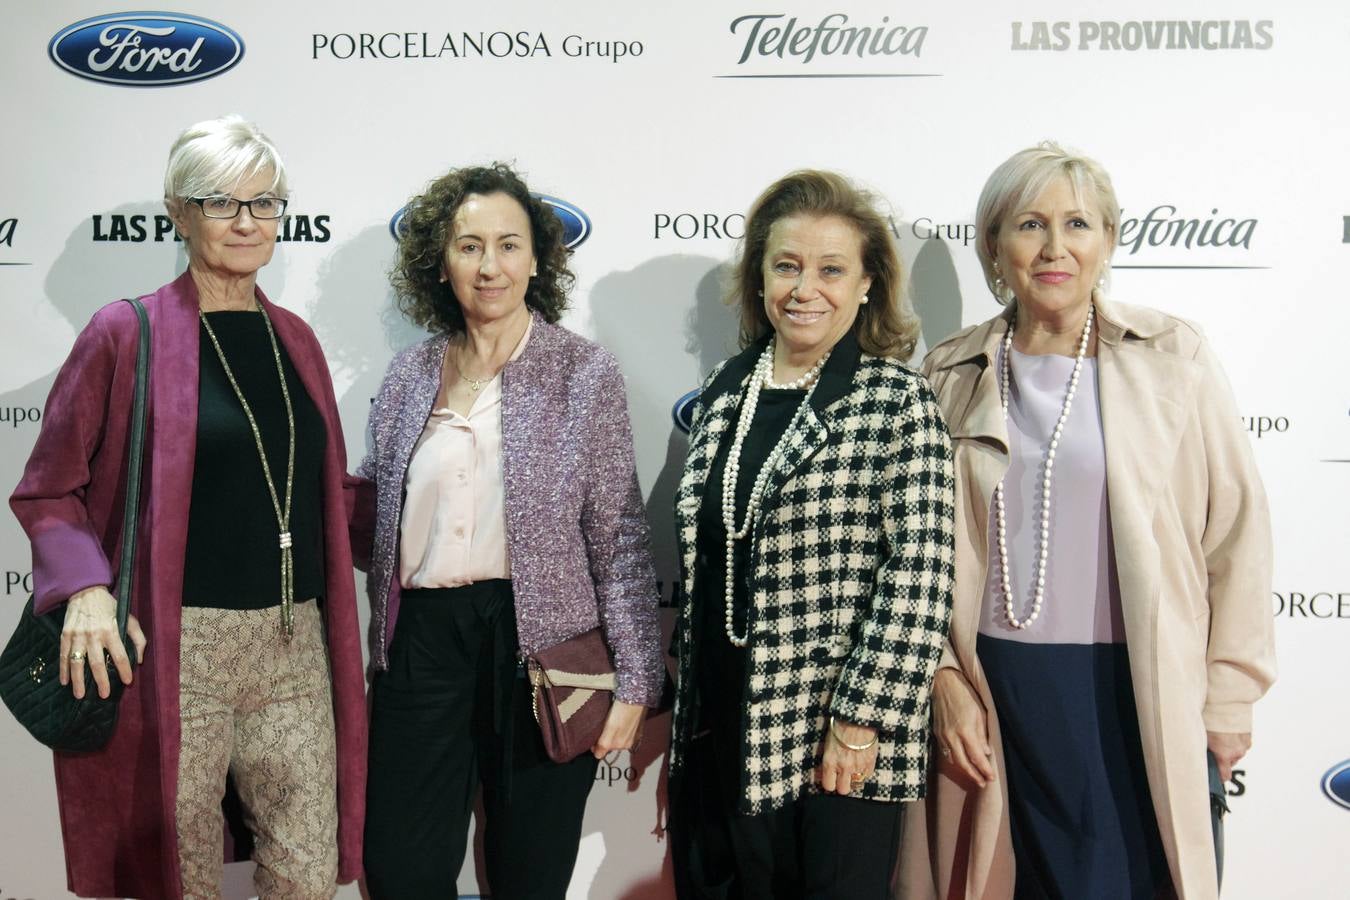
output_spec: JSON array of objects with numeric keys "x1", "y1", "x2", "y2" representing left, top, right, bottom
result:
[
  {"x1": 452, "y1": 345, "x2": 504, "y2": 392},
  {"x1": 199, "y1": 303, "x2": 298, "y2": 640}
]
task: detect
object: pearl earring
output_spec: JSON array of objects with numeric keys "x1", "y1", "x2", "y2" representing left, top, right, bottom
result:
[{"x1": 860, "y1": 294, "x2": 869, "y2": 304}]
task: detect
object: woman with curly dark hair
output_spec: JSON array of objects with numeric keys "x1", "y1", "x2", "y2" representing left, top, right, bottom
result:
[{"x1": 351, "y1": 163, "x2": 665, "y2": 898}]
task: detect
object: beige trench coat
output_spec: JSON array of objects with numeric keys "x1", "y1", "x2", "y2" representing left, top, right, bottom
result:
[{"x1": 897, "y1": 299, "x2": 1275, "y2": 900}]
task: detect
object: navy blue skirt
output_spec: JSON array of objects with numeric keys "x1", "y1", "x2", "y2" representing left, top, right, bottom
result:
[{"x1": 978, "y1": 634, "x2": 1173, "y2": 900}]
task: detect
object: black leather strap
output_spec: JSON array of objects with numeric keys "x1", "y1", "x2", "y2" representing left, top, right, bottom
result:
[{"x1": 115, "y1": 298, "x2": 150, "y2": 651}]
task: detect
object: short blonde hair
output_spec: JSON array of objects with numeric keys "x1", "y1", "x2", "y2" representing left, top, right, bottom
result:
[
  {"x1": 730, "y1": 169, "x2": 919, "y2": 362},
  {"x1": 975, "y1": 141, "x2": 1119, "y2": 304},
  {"x1": 163, "y1": 115, "x2": 287, "y2": 214}
]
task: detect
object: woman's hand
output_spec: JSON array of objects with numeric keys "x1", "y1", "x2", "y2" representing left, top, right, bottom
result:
[
  {"x1": 819, "y1": 718, "x2": 880, "y2": 795},
  {"x1": 592, "y1": 700, "x2": 646, "y2": 758},
  {"x1": 1207, "y1": 731, "x2": 1251, "y2": 783},
  {"x1": 932, "y1": 667, "x2": 997, "y2": 788},
  {"x1": 59, "y1": 586, "x2": 147, "y2": 700}
]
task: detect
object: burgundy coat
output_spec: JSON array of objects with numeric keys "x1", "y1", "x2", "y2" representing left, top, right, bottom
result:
[{"x1": 9, "y1": 271, "x2": 367, "y2": 899}]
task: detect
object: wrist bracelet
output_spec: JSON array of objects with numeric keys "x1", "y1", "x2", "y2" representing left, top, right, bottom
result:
[{"x1": 829, "y1": 715, "x2": 877, "y2": 751}]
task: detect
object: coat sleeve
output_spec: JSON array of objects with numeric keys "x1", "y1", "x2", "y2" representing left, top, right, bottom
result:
[
  {"x1": 918, "y1": 350, "x2": 963, "y2": 677},
  {"x1": 578, "y1": 351, "x2": 665, "y2": 707},
  {"x1": 1192, "y1": 337, "x2": 1276, "y2": 733},
  {"x1": 9, "y1": 311, "x2": 121, "y2": 614},
  {"x1": 348, "y1": 356, "x2": 401, "y2": 573},
  {"x1": 829, "y1": 378, "x2": 956, "y2": 736}
]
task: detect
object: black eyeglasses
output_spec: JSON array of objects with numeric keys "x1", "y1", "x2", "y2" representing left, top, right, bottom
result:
[{"x1": 188, "y1": 196, "x2": 289, "y2": 220}]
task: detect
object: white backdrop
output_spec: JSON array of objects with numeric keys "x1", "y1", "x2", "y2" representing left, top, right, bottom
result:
[{"x1": 1, "y1": 2, "x2": 1347, "y2": 897}]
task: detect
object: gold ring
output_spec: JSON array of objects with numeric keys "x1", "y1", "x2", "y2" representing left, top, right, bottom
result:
[
  {"x1": 68, "y1": 650, "x2": 86, "y2": 661},
  {"x1": 850, "y1": 772, "x2": 866, "y2": 783}
]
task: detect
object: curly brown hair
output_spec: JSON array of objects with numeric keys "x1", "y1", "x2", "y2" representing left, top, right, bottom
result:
[
  {"x1": 730, "y1": 170, "x2": 919, "y2": 362},
  {"x1": 391, "y1": 162, "x2": 573, "y2": 334}
]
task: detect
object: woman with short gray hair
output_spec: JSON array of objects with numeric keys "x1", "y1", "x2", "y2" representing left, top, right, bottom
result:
[
  {"x1": 898, "y1": 142, "x2": 1275, "y2": 899},
  {"x1": 10, "y1": 115, "x2": 366, "y2": 898}
]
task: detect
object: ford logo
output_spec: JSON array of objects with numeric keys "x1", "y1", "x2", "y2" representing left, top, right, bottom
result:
[
  {"x1": 537, "y1": 195, "x2": 592, "y2": 249},
  {"x1": 389, "y1": 194, "x2": 592, "y2": 249},
  {"x1": 1322, "y1": 759, "x2": 1350, "y2": 811},
  {"x1": 672, "y1": 389, "x2": 700, "y2": 434},
  {"x1": 49, "y1": 12, "x2": 244, "y2": 87}
]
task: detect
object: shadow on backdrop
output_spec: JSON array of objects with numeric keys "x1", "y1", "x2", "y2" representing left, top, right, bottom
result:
[
  {"x1": 0, "y1": 203, "x2": 194, "y2": 432},
  {"x1": 891, "y1": 220, "x2": 963, "y2": 361},
  {"x1": 307, "y1": 223, "x2": 427, "y2": 464},
  {"x1": 583, "y1": 254, "x2": 738, "y2": 900},
  {"x1": 588, "y1": 255, "x2": 737, "y2": 595}
]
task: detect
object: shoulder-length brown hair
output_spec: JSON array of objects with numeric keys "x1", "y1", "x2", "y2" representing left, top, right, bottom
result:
[
  {"x1": 729, "y1": 169, "x2": 919, "y2": 362},
  {"x1": 391, "y1": 162, "x2": 573, "y2": 335}
]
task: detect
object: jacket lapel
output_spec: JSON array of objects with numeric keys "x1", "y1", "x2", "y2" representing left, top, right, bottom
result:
[
  {"x1": 755, "y1": 329, "x2": 861, "y2": 504},
  {"x1": 927, "y1": 315, "x2": 1012, "y2": 564},
  {"x1": 673, "y1": 339, "x2": 763, "y2": 595},
  {"x1": 392, "y1": 335, "x2": 447, "y2": 475},
  {"x1": 935, "y1": 314, "x2": 1011, "y2": 450},
  {"x1": 145, "y1": 271, "x2": 202, "y2": 602},
  {"x1": 262, "y1": 289, "x2": 332, "y2": 449}
]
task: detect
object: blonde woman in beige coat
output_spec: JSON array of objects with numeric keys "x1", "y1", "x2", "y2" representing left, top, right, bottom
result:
[{"x1": 897, "y1": 143, "x2": 1275, "y2": 900}]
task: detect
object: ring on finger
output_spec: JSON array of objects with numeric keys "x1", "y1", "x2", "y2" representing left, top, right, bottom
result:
[
  {"x1": 68, "y1": 650, "x2": 86, "y2": 662},
  {"x1": 850, "y1": 771, "x2": 867, "y2": 783},
  {"x1": 940, "y1": 746, "x2": 952, "y2": 758}
]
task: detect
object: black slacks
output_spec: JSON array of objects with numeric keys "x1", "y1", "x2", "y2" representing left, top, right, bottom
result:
[
  {"x1": 674, "y1": 731, "x2": 904, "y2": 900},
  {"x1": 364, "y1": 582, "x2": 598, "y2": 900}
]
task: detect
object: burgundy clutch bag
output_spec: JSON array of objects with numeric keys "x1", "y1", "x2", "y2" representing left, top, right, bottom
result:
[{"x1": 527, "y1": 627, "x2": 616, "y2": 763}]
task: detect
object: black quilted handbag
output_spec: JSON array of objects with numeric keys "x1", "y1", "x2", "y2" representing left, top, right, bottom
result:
[{"x1": 0, "y1": 297, "x2": 150, "y2": 752}]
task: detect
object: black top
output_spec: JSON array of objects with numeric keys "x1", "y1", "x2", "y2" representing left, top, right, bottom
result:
[
  {"x1": 693, "y1": 387, "x2": 805, "y2": 795},
  {"x1": 183, "y1": 311, "x2": 327, "y2": 608}
]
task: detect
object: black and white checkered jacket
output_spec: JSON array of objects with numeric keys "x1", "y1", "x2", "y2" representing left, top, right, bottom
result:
[{"x1": 670, "y1": 331, "x2": 955, "y2": 814}]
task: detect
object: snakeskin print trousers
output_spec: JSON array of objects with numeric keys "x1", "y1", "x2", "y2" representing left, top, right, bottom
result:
[{"x1": 176, "y1": 600, "x2": 338, "y2": 899}]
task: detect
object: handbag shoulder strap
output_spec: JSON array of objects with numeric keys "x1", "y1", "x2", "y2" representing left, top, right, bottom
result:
[{"x1": 114, "y1": 298, "x2": 151, "y2": 642}]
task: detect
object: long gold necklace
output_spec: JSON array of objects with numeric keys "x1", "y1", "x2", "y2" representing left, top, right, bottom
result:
[{"x1": 199, "y1": 303, "x2": 298, "y2": 640}]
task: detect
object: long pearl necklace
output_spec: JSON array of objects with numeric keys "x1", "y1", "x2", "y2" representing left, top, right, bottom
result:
[
  {"x1": 720, "y1": 338, "x2": 828, "y2": 647},
  {"x1": 993, "y1": 305, "x2": 1094, "y2": 630}
]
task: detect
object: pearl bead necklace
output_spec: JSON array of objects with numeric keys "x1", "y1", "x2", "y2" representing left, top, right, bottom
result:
[
  {"x1": 762, "y1": 351, "x2": 829, "y2": 390},
  {"x1": 993, "y1": 305, "x2": 1095, "y2": 630},
  {"x1": 720, "y1": 338, "x2": 828, "y2": 647}
]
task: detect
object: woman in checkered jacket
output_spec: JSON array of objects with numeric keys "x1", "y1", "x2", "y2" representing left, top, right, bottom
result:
[{"x1": 669, "y1": 170, "x2": 957, "y2": 898}]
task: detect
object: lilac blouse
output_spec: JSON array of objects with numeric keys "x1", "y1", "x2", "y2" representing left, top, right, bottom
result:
[{"x1": 979, "y1": 347, "x2": 1125, "y2": 645}]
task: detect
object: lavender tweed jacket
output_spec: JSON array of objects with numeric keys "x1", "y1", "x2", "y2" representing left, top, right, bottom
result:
[{"x1": 350, "y1": 311, "x2": 665, "y2": 706}]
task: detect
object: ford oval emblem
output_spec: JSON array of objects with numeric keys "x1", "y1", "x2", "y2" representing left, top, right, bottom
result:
[
  {"x1": 390, "y1": 194, "x2": 592, "y2": 249},
  {"x1": 672, "y1": 389, "x2": 701, "y2": 434},
  {"x1": 389, "y1": 207, "x2": 409, "y2": 242},
  {"x1": 1322, "y1": 759, "x2": 1350, "y2": 811},
  {"x1": 536, "y1": 195, "x2": 592, "y2": 249},
  {"x1": 49, "y1": 12, "x2": 244, "y2": 87}
]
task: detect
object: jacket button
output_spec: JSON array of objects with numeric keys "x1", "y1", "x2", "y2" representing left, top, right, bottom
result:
[{"x1": 809, "y1": 646, "x2": 829, "y2": 662}]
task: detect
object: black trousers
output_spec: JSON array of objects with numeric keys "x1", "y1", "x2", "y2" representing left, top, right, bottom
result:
[
  {"x1": 364, "y1": 582, "x2": 599, "y2": 900},
  {"x1": 673, "y1": 731, "x2": 904, "y2": 900}
]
